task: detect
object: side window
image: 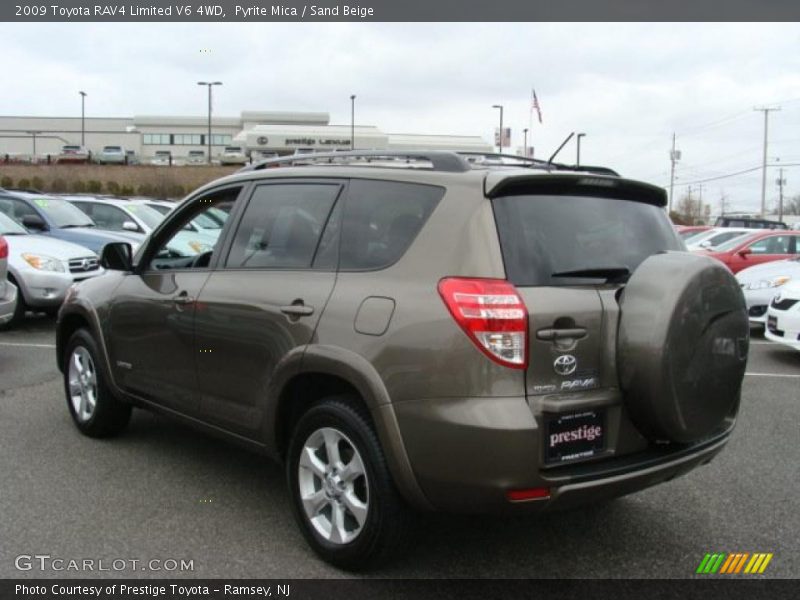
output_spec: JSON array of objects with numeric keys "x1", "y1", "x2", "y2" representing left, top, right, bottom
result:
[
  {"x1": 7, "y1": 199, "x2": 38, "y2": 222},
  {"x1": 339, "y1": 180, "x2": 444, "y2": 270},
  {"x1": 226, "y1": 183, "x2": 341, "y2": 269},
  {"x1": 147, "y1": 188, "x2": 240, "y2": 271},
  {"x1": 749, "y1": 236, "x2": 790, "y2": 254},
  {"x1": 89, "y1": 204, "x2": 129, "y2": 231}
]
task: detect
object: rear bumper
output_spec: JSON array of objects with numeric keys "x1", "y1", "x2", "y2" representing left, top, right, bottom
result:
[
  {"x1": 392, "y1": 396, "x2": 731, "y2": 513},
  {"x1": 0, "y1": 282, "x2": 18, "y2": 324}
]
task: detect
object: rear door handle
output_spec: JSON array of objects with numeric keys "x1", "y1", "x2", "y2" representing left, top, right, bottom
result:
[
  {"x1": 536, "y1": 327, "x2": 587, "y2": 341},
  {"x1": 280, "y1": 304, "x2": 314, "y2": 317}
]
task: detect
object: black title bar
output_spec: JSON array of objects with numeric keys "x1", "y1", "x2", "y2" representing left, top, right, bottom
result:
[{"x1": 3, "y1": 0, "x2": 800, "y2": 22}]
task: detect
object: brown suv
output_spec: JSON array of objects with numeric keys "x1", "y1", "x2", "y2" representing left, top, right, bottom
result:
[{"x1": 56, "y1": 151, "x2": 749, "y2": 569}]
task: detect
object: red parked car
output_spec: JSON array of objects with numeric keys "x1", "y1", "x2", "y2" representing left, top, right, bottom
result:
[
  {"x1": 675, "y1": 225, "x2": 711, "y2": 241},
  {"x1": 702, "y1": 229, "x2": 800, "y2": 273}
]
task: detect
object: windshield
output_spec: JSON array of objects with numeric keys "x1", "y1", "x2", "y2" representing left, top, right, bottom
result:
[
  {"x1": 30, "y1": 197, "x2": 94, "y2": 228},
  {"x1": 124, "y1": 204, "x2": 165, "y2": 229},
  {"x1": 0, "y1": 211, "x2": 28, "y2": 234},
  {"x1": 701, "y1": 230, "x2": 751, "y2": 248},
  {"x1": 492, "y1": 194, "x2": 682, "y2": 286}
]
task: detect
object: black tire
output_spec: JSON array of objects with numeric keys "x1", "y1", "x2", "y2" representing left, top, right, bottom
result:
[
  {"x1": 63, "y1": 328, "x2": 132, "y2": 438},
  {"x1": 618, "y1": 252, "x2": 749, "y2": 443},
  {"x1": 286, "y1": 395, "x2": 412, "y2": 570}
]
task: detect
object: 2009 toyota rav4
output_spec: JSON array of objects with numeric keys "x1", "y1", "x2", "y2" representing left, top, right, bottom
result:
[{"x1": 56, "y1": 151, "x2": 749, "y2": 569}]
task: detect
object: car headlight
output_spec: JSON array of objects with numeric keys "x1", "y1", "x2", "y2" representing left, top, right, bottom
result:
[
  {"x1": 188, "y1": 241, "x2": 212, "y2": 253},
  {"x1": 743, "y1": 276, "x2": 791, "y2": 290},
  {"x1": 21, "y1": 253, "x2": 66, "y2": 272}
]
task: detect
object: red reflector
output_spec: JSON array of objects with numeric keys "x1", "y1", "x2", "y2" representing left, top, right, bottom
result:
[
  {"x1": 506, "y1": 488, "x2": 550, "y2": 502},
  {"x1": 0, "y1": 236, "x2": 7, "y2": 260}
]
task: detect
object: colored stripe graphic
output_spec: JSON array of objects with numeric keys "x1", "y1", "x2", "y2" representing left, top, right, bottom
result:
[{"x1": 698, "y1": 552, "x2": 773, "y2": 574}]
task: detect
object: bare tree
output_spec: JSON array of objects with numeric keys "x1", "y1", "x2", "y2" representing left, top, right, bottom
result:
[{"x1": 674, "y1": 191, "x2": 711, "y2": 225}]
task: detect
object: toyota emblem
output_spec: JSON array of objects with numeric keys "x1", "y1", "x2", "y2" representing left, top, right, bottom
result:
[
  {"x1": 553, "y1": 354, "x2": 577, "y2": 376},
  {"x1": 256, "y1": 136, "x2": 269, "y2": 145}
]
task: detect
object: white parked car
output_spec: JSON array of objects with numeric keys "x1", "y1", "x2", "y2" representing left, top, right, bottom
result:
[
  {"x1": 150, "y1": 151, "x2": 172, "y2": 166},
  {"x1": 0, "y1": 234, "x2": 18, "y2": 328},
  {"x1": 686, "y1": 227, "x2": 755, "y2": 251},
  {"x1": 765, "y1": 279, "x2": 800, "y2": 351},
  {"x1": 56, "y1": 145, "x2": 90, "y2": 164},
  {"x1": 0, "y1": 211, "x2": 104, "y2": 327},
  {"x1": 736, "y1": 258, "x2": 800, "y2": 325},
  {"x1": 219, "y1": 146, "x2": 248, "y2": 165},
  {"x1": 186, "y1": 150, "x2": 206, "y2": 165}
]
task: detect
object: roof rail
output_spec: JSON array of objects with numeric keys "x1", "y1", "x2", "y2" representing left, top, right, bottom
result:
[
  {"x1": 458, "y1": 152, "x2": 620, "y2": 177},
  {"x1": 239, "y1": 150, "x2": 472, "y2": 173}
]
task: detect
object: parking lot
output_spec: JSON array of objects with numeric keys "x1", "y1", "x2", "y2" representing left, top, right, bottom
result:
[{"x1": 0, "y1": 317, "x2": 798, "y2": 579}]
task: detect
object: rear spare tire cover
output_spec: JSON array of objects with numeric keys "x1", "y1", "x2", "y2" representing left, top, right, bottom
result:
[{"x1": 617, "y1": 252, "x2": 749, "y2": 443}]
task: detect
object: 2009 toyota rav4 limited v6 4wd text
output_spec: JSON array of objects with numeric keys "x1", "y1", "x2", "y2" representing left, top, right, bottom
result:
[{"x1": 55, "y1": 151, "x2": 749, "y2": 569}]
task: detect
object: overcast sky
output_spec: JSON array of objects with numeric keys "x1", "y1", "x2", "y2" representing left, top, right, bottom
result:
[{"x1": 2, "y1": 22, "x2": 800, "y2": 213}]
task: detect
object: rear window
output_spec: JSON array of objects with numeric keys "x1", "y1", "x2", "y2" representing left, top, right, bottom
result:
[
  {"x1": 492, "y1": 195, "x2": 682, "y2": 286},
  {"x1": 103, "y1": 146, "x2": 122, "y2": 152}
]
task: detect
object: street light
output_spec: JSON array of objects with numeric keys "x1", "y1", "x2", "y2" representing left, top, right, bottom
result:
[
  {"x1": 197, "y1": 81, "x2": 222, "y2": 164},
  {"x1": 78, "y1": 91, "x2": 87, "y2": 146},
  {"x1": 492, "y1": 105, "x2": 504, "y2": 154},
  {"x1": 523, "y1": 128, "x2": 529, "y2": 158},
  {"x1": 26, "y1": 131, "x2": 42, "y2": 160},
  {"x1": 350, "y1": 94, "x2": 356, "y2": 151},
  {"x1": 576, "y1": 132, "x2": 586, "y2": 166}
]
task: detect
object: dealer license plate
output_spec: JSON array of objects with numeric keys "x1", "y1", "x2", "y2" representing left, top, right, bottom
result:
[{"x1": 545, "y1": 410, "x2": 606, "y2": 464}]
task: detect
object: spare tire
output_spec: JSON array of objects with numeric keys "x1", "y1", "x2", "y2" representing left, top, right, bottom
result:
[{"x1": 617, "y1": 252, "x2": 749, "y2": 443}]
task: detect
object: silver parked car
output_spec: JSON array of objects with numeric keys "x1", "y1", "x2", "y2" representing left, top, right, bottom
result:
[
  {"x1": 96, "y1": 145, "x2": 127, "y2": 165},
  {"x1": 0, "y1": 234, "x2": 19, "y2": 328},
  {"x1": 0, "y1": 212, "x2": 104, "y2": 327},
  {"x1": 736, "y1": 257, "x2": 800, "y2": 325}
]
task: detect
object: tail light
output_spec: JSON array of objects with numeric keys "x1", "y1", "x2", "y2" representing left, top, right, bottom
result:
[
  {"x1": 438, "y1": 277, "x2": 528, "y2": 369},
  {"x1": 0, "y1": 236, "x2": 7, "y2": 260}
]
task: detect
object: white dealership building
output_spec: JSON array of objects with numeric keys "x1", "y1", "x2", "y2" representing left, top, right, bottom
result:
[{"x1": 0, "y1": 111, "x2": 493, "y2": 160}]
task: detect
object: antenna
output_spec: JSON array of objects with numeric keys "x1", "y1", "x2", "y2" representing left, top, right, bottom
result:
[{"x1": 548, "y1": 132, "x2": 575, "y2": 164}]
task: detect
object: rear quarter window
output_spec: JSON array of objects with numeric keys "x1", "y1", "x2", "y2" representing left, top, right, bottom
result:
[
  {"x1": 338, "y1": 179, "x2": 443, "y2": 271},
  {"x1": 493, "y1": 194, "x2": 682, "y2": 286}
]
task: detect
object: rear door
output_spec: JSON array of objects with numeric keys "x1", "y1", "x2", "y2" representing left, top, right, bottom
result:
[
  {"x1": 490, "y1": 177, "x2": 682, "y2": 464},
  {"x1": 193, "y1": 179, "x2": 344, "y2": 438},
  {"x1": 731, "y1": 233, "x2": 797, "y2": 271}
]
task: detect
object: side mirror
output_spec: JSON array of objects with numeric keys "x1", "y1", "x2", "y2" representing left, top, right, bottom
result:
[
  {"x1": 21, "y1": 214, "x2": 47, "y2": 231},
  {"x1": 122, "y1": 220, "x2": 139, "y2": 232},
  {"x1": 100, "y1": 242, "x2": 133, "y2": 271},
  {"x1": 738, "y1": 247, "x2": 752, "y2": 258},
  {"x1": 699, "y1": 240, "x2": 712, "y2": 249}
]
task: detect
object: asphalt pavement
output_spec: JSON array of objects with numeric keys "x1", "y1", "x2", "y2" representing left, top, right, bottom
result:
[{"x1": 1, "y1": 317, "x2": 798, "y2": 578}]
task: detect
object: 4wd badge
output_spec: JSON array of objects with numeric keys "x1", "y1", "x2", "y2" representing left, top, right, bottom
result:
[{"x1": 553, "y1": 354, "x2": 577, "y2": 376}]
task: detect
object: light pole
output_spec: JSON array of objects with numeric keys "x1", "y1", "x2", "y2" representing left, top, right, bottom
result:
[
  {"x1": 576, "y1": 132, "x2": 586, "y2": 166},
  {"x1": 26, "y1": 131, "x2": 42, "y2": 160},
  {"x1": 198, "y1": 81, "x2": 222, "y2": 164},
  {"x1": 523, "y1": 128, "x2": 529, "y2": 157},
  {"x1": 669, "y1": 133, "x2": 681, "y2": 214},
  {"x1": 755, "y1": 106, "x2": 780, "y2": 216},
  {"x1": 492, "y1": 105, "x2": 504, "y2": 154},
  {"x1": 79, "y1": 91, "x2": 87, "y2": 146},
  {"x1": 350, "y1": 94, "x2": 356, "y2": 150}
]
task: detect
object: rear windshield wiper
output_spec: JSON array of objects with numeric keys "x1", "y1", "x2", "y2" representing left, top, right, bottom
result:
[
  {"x1": 551, "y1": 266, "x2": 631, "y2": 283},
  {"x1": 61, "y1": 224, "x2": 93, "y2": 228}
]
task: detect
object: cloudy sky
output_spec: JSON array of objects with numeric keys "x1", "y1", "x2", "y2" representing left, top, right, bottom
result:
[{"x1": 2, "y1": 22, "x2": 800, "y2": 213}]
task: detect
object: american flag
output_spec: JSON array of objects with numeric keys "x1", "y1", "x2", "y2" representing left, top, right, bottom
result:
[{"x1": 532, "y1": 89, "x2": 543, "y2": 124}]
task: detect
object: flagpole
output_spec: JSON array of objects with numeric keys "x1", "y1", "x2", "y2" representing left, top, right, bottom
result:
[{"x1": 529, "y1": 88, "x2": 534, "y2": 158}]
